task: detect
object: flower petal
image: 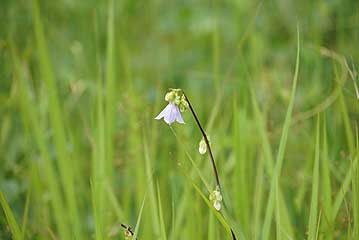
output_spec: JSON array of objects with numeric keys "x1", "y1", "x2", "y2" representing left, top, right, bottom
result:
[
  {"x1": 175, "y1": 107, "x2": 185, "y2": 124},
  {"x1": 164, "y1": 103, "x2": 178, "y2": 124},
  {"x1": 155, "y1": 103, "x2": 185, "y2": 125},
  {"x1": 155, "y1": 103, "x2": 172, "y2": 120}
]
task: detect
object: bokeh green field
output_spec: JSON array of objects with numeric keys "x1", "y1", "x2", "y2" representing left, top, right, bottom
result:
[{"x1": 1, "y1": 0, "x2": 359, "y2": 239}]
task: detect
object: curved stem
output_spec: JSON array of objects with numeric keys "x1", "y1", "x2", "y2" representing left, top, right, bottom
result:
[{"x1": 183, "y1": 92, "x2": 221, "y2": 190}]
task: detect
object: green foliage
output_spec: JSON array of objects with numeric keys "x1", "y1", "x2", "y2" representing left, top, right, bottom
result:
[{"x1": 0, "y1": 0, "x2": 359, "y2": 239}]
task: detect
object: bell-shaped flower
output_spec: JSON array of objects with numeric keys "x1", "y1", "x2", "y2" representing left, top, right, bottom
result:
[
  {"x1": 155, "y1": 88, "x2": 188, "y2": 125},
  {"x1": 155, "y1": 102, "x2": 185, "y2": 125}
]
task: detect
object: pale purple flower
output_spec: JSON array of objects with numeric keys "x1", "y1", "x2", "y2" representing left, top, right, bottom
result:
[{"x1": 155, "y1": 102, "x2": 185, "y2": 125}]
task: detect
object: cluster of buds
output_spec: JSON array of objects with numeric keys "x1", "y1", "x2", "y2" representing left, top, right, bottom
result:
[
  {"x1": 155, "y1": 88, "x2": 189, "y2": 125},
  {"x1": 165, "y1": 88, "x2": 189, "y2": 112},
  {"x1": 209, "y1": 186, "x2": 222, "y2": 211}
]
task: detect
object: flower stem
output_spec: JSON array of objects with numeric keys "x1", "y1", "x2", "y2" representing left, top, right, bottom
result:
[{"x1": 183, "y1": 92, "x2": 221, "y2": 190}]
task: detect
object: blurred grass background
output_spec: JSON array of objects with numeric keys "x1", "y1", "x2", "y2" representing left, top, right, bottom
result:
[{"x1": 1, "y1": 0, "x2": 359, "y2": 239}]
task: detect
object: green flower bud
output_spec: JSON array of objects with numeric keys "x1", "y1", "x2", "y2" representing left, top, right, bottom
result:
[
  {"x1": 164, "y1": 88, "x2": 189, "y2": 112},
  {"x1": 174, "y1": 95, "x2": 181, "y2": 105},
  {"x1": 165, "y1": 91, "x2": 175, "y2": 102}
]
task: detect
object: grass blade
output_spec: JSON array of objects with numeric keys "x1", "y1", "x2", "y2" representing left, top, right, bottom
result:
[
  {"x1": 11, "y1": 45, "x2": 69, "y2": 238},
  {"x1": 190, "y1": 180, "x2": 235, "y2": 239},
  {"x1": 251, "y1": 88, "x2": 295, "y2": 239},
  {"x1": 321, "y1": 115, "x2": 333, "y2": 238},
  {"x1": 133, "y1": 193, "x2": 147, "y2": 239},
  {"x1": 20, "y1": 190, "x2": 30, "y2": 239},
  {"x1": 262, "y1": 25, "x2": 300, "y2": 240},
  {"x1": 353, "y1": 127, "x2": 359, "y2": 239},
  {"x1": 308, "y1": 116, "x2": 320, "y2": 239},
  {"x1": 157, "y1": 183, "x2": 168, "y2": 240},
  {"x1": 105, "y1": 0, "x2": 116, "y2": 178},
  {"x1": 31, "y1": 1, "x2": 81, "y2": 238},
  {"x1": 0, "y1": 191, "x2": 22, "y2": 240}
]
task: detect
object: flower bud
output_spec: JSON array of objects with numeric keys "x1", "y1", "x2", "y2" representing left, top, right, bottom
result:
[
  {"x1": 199, "y1": 139, "x2": 207, "y2": 155},
  {"x1": 209, "y1": 186, "x2": 222, "y2": 211}
]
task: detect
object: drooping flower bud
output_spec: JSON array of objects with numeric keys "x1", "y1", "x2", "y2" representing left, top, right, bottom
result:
[
  {"x1": 199, "y1": 138, "x2": 207, "y2": 155},
  {"x1": 209, "y1": 186, "x2": 222, "y2": 211},
  {"x1": 198, "y1": 136, "x2": 210, "y2": 155}
]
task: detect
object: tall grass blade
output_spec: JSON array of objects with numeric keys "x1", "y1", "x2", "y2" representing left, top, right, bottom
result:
[
  {"x1": 143, "y1": 132, "x2": 161, "y2": 236},
  {"x1": 133, "y1": 193, "x2": 147, "y2": 239},
  {"x1": 353, "y1": 127, "x2": 359, "y2": 239},
  {"x1": 262, "y1": 25, "x2": 300, "y2": 240},
  {"x1": 0, "y1": 191, "x2": 22, "y2": 240},
  {"x1": 12, "y1": 45, "x2": 69, "y2": 238},
  {"x1": 332, "y1": 90, "x2": 357, "y2": 221},
  {"x1": 308, "y1": 116, "x2": 320, "y2": 239},
  {"x1": 92, "y1": 10, "x2": 106, "y2": 239},
  {"x1": 105, "y1": 0, "x2": 116, "y2": 178},
  {"x1": 21, "y1": 190, "x2": 30, "y2": 239},
  {"x1": 321, "y1": 116, "x2": 333, "y2": 239},
  {"x1": 31, "y1": 0, "x2": 81, "y2": 238},
  {"x1": 251, "y1": 87, "x2": 294, "y2": 239},
  {"x1": 157, "y1": 183, "x2": 168, "y2": 240}
]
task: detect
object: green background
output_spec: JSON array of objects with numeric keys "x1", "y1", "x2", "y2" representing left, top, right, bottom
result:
[{"x1": 1, "y1": 0, "x2": 359, "y2": 239}]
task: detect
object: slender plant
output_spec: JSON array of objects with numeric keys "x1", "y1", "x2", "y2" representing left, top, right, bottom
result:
[{"x1": 155, "y1": 88, "x2": 237, "y2": 239}]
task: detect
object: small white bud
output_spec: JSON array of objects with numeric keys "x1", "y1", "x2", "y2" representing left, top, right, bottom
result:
[
  {"x1": 198, "y1": 136, "x2": 210, "y2": 155},
  {"x1": 209, "y1": 186, "x2": 222, "y2": 212},
  {"x1": 199, "y1": 139, "x2": 207, "y2": 155},
  {"x1": 213, "y1": 201, "x2": 221, "y2": 211}
]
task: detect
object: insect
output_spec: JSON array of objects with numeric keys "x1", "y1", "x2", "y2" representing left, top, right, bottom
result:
[{"x1": 120, "y1": 223, "x2": 137, "y2": 239}]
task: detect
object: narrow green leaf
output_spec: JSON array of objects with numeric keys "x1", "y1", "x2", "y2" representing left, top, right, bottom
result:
[
  {"x1": 143, "y1": 133, "x2": 161, "y2": 236},
  {"x1": 308, "y1": 116, "x2": 320, "y2": 239},
  {"x1": 0, "y1": 191, "x2": 22, "y2": 240},
  {"x1": 21, "y1": 190, "x2": 31, "y2": 239},
  {"x1": 157, "y1": 183, "x2": 168, "y2": 240},
  {"x1": 105, "y1": 0, "x2": 116, "y2": 178},
  {"x1": 190, "y1": 180, "x2": 234, "y2": 239},
  {"x1": 353, "y1": 127, "x2": 359, "y2": 239},
  {"x1": 251, "y1": 87, "x2": 294, "y2": 239},
  {"x1": 92, "y1": 10, "x2": 106, "y2": 239},
  {"x1": 133, "y1": 193, "x2": 147, "y2": 239},
  {"x1": 321, "y1": 116, "x2": 333, "y2": 239},
  {"x1": 332, "y1": 153, "x2": 358, "y2": 220},
  {"x1": 11, "y1": 43, "x2": 69, "y2": 238},
  {"x1": 262, "y1": 25, "x2": 300, "y2": 240},
  {"x1": 31, "y1": 0, "x2": 81, "y2": 238}
]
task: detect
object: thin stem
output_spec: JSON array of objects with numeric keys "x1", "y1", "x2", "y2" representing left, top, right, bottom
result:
[
  {"x1": 183, "y1": 92, "x2": 221, "y2": 190},
  {"x1": 181, "y1": 91, "x2": 236, "y2": 240}
]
